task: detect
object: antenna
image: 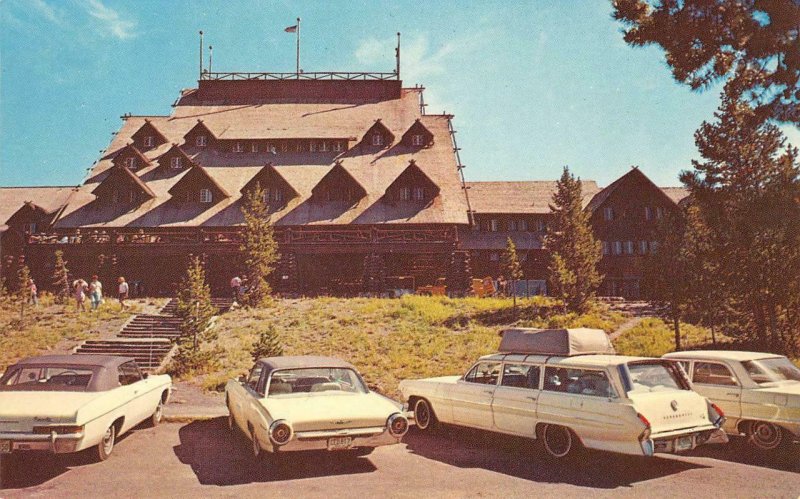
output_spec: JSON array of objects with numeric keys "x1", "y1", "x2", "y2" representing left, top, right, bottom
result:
[
  {"x1": 395, "y1": 32, "x2": 401, "y2": 80},
  {"x1": 199, "y1": 30, "x2": 204, "y2": 78},
  {"x1": 208, "y1": 45, "x2": 213, "y2": 73}
]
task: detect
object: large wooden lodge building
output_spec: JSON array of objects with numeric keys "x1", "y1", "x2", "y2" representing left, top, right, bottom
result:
[{"x1": 0, "y1": 69, "x2": 687, "y2": 299}]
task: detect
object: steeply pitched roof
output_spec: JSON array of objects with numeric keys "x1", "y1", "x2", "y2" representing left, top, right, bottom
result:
[
  {"x1": 465, "y1": 181, "x2": 601, "y2": 214},
  {"x1": 661, "y1": 186, "x2": 691, "y2": 205},
  {"x1": 585, "y1": 168, "x2": 678, "y2": 213},
  {"x1": 91, "y1": 166, "x2": 155, "y2": 199},
  {"x1": 168, "y1": 165, "x2": 230, "y2": 199},
  {"x1": 0, "y1": 187, "x2": 78, "y2": 225}
]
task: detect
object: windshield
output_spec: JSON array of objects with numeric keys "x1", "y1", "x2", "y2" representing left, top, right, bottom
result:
[
  {"x1": 1, "y1": 366, "x2": 94, "y2": 391},
  {"x1": 267, "y1": 367, "x2": 368, "y2": 396},
  {"x1": 627, "y1": 362, "x2": 686, "y2": 394},
  {"x1": 742, "y1": 357, "x2": 800, "y2": 385}
]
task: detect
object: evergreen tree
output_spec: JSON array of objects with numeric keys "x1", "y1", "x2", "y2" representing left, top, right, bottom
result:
[
  {"x1": 16, "y1": 264, "x2": 31, "y2": 320},
  {"x1": 171, "y1": 256, "x2": 218, "y2": 375},
  {"x1": 546, "y1": 167, "x2": 603, "y2": 313},
  {"x1": 240, "y1": 185, "x2": 279, "y2": 307},
  {"x1": 251, "y1": 325, "x2": 284, "y2": 361},
  {"x1": 613, "y1": 0, "x2": 800, "y2": 124},
  {"x1": 52, "y1": 250, "x2": 70, "y2": 304},
  {"x1": 501, "y1": 237, "x2": 523, "y2": 308}
]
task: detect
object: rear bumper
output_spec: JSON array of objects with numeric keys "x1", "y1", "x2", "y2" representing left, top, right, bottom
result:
[
  {"x1": 640, "y1": 426, "x2": 728, "y2": 456},
  {"x1": 0, "y1": 431, "x2": 85, "y2": 454},
  {"x1": 271, "y1": 426, "x2": 402, "y2": 453}
]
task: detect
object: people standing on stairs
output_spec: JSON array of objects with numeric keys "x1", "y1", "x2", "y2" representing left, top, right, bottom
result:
[
  {"x1": 73, "y1": 279, "x2": 88, "y2": 312},
  {"x1": 89, "y1": 275, "x2": 103, "y2": 311},
  {"x1": 118, "y1": 276, "x2": 129, "y2": 310},
  {"x1": 28, "y1": 278, "x2": 38, "y2": 306},
  {"x1": 230, "y1": 275, "x2": 242, "y2": 304}
]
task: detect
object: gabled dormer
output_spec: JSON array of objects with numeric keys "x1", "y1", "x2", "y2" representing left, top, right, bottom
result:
[
  {"x1": 384, "y1": 160, "x2": 440, "y2": 203},
  {"x1": 158, "y1": 144, "x2": 194, "y2": 171},
  {"x1": 311, "y1": 161, "x2": 367, "y2": 204},
  {"x1": 131, "y1": 119, "x2": 168, "y2": 150},
  {"x1": 111, "y1": 143, "x2": 151, "y2": 171},
  {"x1": 183, "y1": 119, "x2": 216, "y2": 149},
  {"x1": 401, "y1": 119, "x2": 434, "y2": 148},
  {"x1": 240, "y1": 163, "x2": 299, "y2": 210},
  {"x1": 168, "y1": 165, "x2": 229, "y2": 204},
  {"x1": 92, "y1": 166, "x2": 155, "y2": 205},
  {"x1": 360, "y1": 119, "x2": 395, "y2": 149}
]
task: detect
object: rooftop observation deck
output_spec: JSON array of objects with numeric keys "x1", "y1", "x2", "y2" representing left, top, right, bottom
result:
[{"x1": 200, "y1": 71, "x2": 399, "y2": 81}]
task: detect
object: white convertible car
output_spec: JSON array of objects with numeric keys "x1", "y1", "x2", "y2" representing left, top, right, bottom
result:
[
  {"x1": 663, "y1": 350, "x2": 800, "y2": 451},
  {"x1": 0, "y1": 355, "x2": 171, "y2": 461},
  {"x1": 400, "y1": 328, "x2": 728, "y2": 459},
  {"x1": 226, "y1": 356, "x2": 410, "y2": 460}
]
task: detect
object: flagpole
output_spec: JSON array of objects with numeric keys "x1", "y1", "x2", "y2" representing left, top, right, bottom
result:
[{"x1": 296, "y1": 17, "x2": 301, "y2": 78}]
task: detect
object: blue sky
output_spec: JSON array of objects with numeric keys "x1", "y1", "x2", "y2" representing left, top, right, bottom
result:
[{"x1": 1, "y1": 0, "x2": 797, "y2": 188}]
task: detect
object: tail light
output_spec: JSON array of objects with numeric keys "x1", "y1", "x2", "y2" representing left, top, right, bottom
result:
[
  {"x1": 33, "y1": 425, "x2": 84, "y2": 435},
  {"x1": 637, "y1": 413, "x2": 651, "y2": 441},
  {"x1": 387, "y1": 413, "x2": 409, "y2": 437},
  {"x1": 708, "y1": 401, "x2": 725, "y2": 426},
  {"x1": 269, "y1": 420, "x2": 293, "y2": 446}
]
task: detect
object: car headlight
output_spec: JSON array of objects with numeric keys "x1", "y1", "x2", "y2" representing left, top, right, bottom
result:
[
  {"x1": 387, "y1": 413, "x2": 409, "y2": 437},
  {"x1": 269, "y1": 420, "x2": 293, "y2": 446}
]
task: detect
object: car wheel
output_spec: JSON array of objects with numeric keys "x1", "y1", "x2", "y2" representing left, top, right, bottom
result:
[
  {"x1": 149, "y1": 400, "x2": 164, "y2": 427},
  {"x1": 414, "y1": 398, "x2": 438, "y2": 431},
  {"x1": 749, "y1": 421, "x2": 783, "y2": 450},
  {"x1": 96, "y1": 424, "x2": 116, "y2": 461},
  {"x1": 541, "y1": 424, "x2": 576, "y2": 459}
]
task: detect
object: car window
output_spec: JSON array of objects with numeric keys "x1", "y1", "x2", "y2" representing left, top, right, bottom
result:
[
  {"x1": 693, "y1": 362, "x2": 738, "y2": 386},
  {"x1": 3, "y1": 367, "x2": 94, "y2": 389},
  {"x1": 543, "y1": 366, "x2": 616, "y2": 398},
  {"x1": 118, "y1": 362, "x2": 142, "y2": 386},
  {"x1": 247, "y1": 364, "x2": 264, "y2": 392},
  {"x1": 627, "y1": 361, "x2": 686, "y2": 393},
  {"x1": 501, "y1": 363, "x2": 541, "y2": 390},
  {"x1": 464, "y1": 362, "x2": 501, "y2": 385}
]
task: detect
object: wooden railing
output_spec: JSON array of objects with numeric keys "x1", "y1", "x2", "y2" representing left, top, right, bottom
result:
[{"x1": 200, "y1": 71, "x2": 399, "y2": 81}]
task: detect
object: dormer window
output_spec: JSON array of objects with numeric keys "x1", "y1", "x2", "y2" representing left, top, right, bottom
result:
[
  {"x1": 372, "y1": 134, "x2": 384, "y2": 146},
  {"x1": 320, "y1": 141, "x2": 329, "y2": 152},
  {"x1": 233, "y1": 142, "x2": 244, "y2": 153},
  {"x1": 603, "y1": 207, "x2": 614, "y2": 221},
  {"x1": 128, "y1": 191, "x2": 137, "y2": 203},
  {"x1": 200, "y1": 188, "x2": 212, "y2": 203},
  {"x1": 333, "y1": 141, "x2": 344, "y2": 152},
  {"x1": 309, "y1": 141, "x2": 318, "y2": 152},
  {"x1": 124, "y1": 157, "x2": 136, "y2": 169},
  {"x1": 251, "y1": 142, "x2": 258, "y2": 153},
  {"x1": 262, "y1": 189, "x2": 270, "y2": 205},
  {"x1": 143, "y1": 136, "x2": 155, "y2": 147},
  {"x1": 413, "y1": 187, "x2": 425, "y2": 201},
  {"x1": 490, "y1": 219, "x2": 499, "y2": 232},
  {"x1": 295, "y1": 141, "x2": 304, "y2": 152},
  {"x1": 196, "y1": 135, "x2": 207, "y2": 147},
  {"x1": 412, "y1": 134, "x2": 424, "y2": 146},
  {"x1": 112, "y1": 190, "x2": 120, "y2": 204},
  {"x1": 400, "y1": 187, "x2": 411, "y2": 201},
  {"x1": 281, "y1": 141, "x2": 289, "y2": 152},
  {"x1": 170, "y1": 157, "x2": 182, "y2": 169}
]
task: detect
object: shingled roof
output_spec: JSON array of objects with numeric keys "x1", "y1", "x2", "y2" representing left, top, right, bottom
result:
[
  {"x1": 465, "y1": 181, "x2": 602, "y2": 214},
  {"x1": 584, "y1": 167, "x2": 679, "y2": 213},
  {"x1": 0, "y1": 187, "x2": 79, "y2": 226}
]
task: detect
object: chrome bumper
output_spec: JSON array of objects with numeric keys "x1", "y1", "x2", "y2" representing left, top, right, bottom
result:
[
  {"x1": 640, "y1": 426, "x2": 728, "y2": 456},
  {"x1": 271, "y1": 426, "x2": 401, "y2": 453},
  {"x1": 0, "y1": 431, "x2": 84, "y2": 454}
]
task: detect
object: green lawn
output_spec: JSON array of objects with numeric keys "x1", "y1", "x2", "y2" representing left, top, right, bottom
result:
[{"x1": 612, "y1": 317, "x2": 730, "y2": 357}]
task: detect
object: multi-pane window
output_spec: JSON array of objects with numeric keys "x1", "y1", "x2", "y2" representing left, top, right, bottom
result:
[
  {"x1": 645, "y1": 206, "x2": 653, "y2": 220},
  {"x1": 399, "y1": 187, "x2": 411, "y2": 201},
  {"x1": 262, "y1": 189, "x2": 271, "y2": 205},
  {"x1": 639, "y1": 241, "x2": 648, "y2": 254},
  {"x1": 490, "y1": 219, "x2": 499, "y2": 232},
  {"x1": 333, "y1": 141, "x2": 344, "y2": 152},
  {"x1": 124, "y1": 157, "x2": 136, "y2": 169},
  {"x1": 656, "y1": 207, "x2": 664, "y2": 219},
  {"x1": 412, "y1": 134, "x2": 424, "y2": 146},
  {"x1": 309, "y1": 141, "x2": 318, "y2": 152},
  {"x1": 650, "y1": 240, "x2": 659, "y2": 252},
  {"x1": 518, "y1": 220, "x2": 528, "y2": 231},
  {"x1": 295, "y1": 141, "x2": 304, "y2": 152},
  {"x1": 509, "y1": 220, "x2": 518, "y2": 231},
  {"x1": 128, "y1": 191, "x2": 137, "y2": 203},
  {"x1": 143, "y1": 136, "x2": 155, "y2": 147},
  {"x1": 170, "y1": 157, "x2": 182, "y2": 169},
  {"x1": 413, "y1": 187, "x2": 425, "y2": 201},
  {"x1": 273, "y1": 189, "x2": 283, "y2": 203},
  {"x1": 25, "y1": 223, "x2": 37, "y2": 234},
  {"x1": 196, "y1": 135, "x2": 207, "y2": 147},
  {"x1": 199, "y1": 188, "x2": 212, "y2": 204},
  {"x1": 372, "y1": 134, "x2": 384, "y2": 146},
  {"x1": 602, "y1": 241, "x2": 610, "y2": 255},
  {"x1": 613, "y1": 241, "x2": 623, "y2": 255},
  {"x1": 603, "y1": 207, "x2": 614, "y2": 221},
  {"x1": 281, "y1": 141, "x2": 289, "y2": 152},
  {"x1": 625, "y1": 241, "x2": 634, "y2": 255},
  {"x1": 233, "y1": 142, "x2": 244, "y2": 153},
  {"x1": 320, "y1": 141, "x2": 329, "y2": 152},
  {"x1": 251, "y1": 143, "x2": 259, "y2": 153}
]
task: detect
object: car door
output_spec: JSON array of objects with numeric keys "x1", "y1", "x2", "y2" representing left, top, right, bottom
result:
[
  {"x1": 690, "y1": 361, "x2": 743, "y2": 425},
  {"x1": 451, "y1": 361, "x2": 500, "y2": 429},
  {"x1": 117, "y1": 362, "x2": 149, "y2": 428},
  {"x1": 492, "y1": 363, "x2": 541, "y2": 436},
  {"x1": 242, "y1": 363, "x2": 269, "y2": 437}
]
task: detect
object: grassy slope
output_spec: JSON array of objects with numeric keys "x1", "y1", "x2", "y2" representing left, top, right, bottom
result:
[
  {"x1": 612, "y1": 317, "x2": 730, "y2": 357},
  {"x1": 199, "y1": 296, "x2": 627, "y2": 398}
]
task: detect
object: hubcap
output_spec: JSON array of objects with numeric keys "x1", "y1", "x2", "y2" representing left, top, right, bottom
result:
[
  {"x1": 544, "y1": 426, "x2": 571, "y2": 458},
  {"x1": 416, "y1": 401, "x2": 430, "y2": 429},
  {"x1": 102, "y1": 427, "x2": 115, "y2": 455},
  {"x1": 154, "y1": 403, "x2": 163, "y2": 423},
  {"x1": 751, "y1": 422, "x2": 781, "y2": 449}
]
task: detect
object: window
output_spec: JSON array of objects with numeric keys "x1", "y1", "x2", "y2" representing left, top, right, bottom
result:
[
  {"x1": 501, "y1": 364, "x2": 541, "y2": 390},
  {"x1": 490, "y1": 219, "x2": 499, "y2": 232},
  {"x1": 251, "y1": 142, "x2": 259, "y2": 153},
  {"x1": 233, "y1": 142, "x2": 244, "y2": 153},
  {"x1": 399, "y1": 187, "x2": 411, "y2": 201},
  {"x1": 262, "y1": 189, "x2": 271, "y2": 205},
  {"x1": 463, "y1": 362, "x2": 501, "y2": 385},
  {"x1": 128, "y1": 191, "x2": 137, "y2": 203},
  {"x1": 489, "y1": 252, "x2": 500, "y2": 262},
  {"x1": 536, "y1": 220, "x2": 546, "y2": 232},
  {"x1": 273, "y1": 189, "x2": 283, "y2": 203},
  {"x1": 602, "y1": 241, "x2": 610, "y2": 255},
  {"x1": 196, "y1": 135, "x2": 207, "y2": 147},
  {"x1": 372, "y1": 133, "x2": 384, "y2": 146},
  {"x1": 199, "y1": 188, "x2": 212, "y2": 204},
  {"x1": 613, "y1": 241, "x2": 623, "y2": 255},
  {"x1": 112, "y1": 190, "x2": 120, "y2": 204},
  {"x1": 170, "y1": 157, "x2": 182, "y2": 169},
  {"x1": 518, "y1": 220, "x2": 528, "y2": 231},
  {"x1": 320, "y1": 141, "x2": 329, "y2": 152},
  {"x1": 639, "y1": 241, "x2": 648, "y2": 254},
  {"x1": 295, "y1": 141, "x2": 304, "y2": 152},
  {"x1": 309, "y1": 141, "x2": 317, "y2": 152},
  {"x1": 333, "y1": 141, "x2": 344, "y2": 152},
  {"x1": 412, "y1": 134, "x2": 424, "y2": 146},
  {"x1": 143, "y1": 136, "x2": 155, "y2": 147},
  {"x1": 246, "y1": 363, "x2": 264, "y2": 392},
  {"x1": 509, "y1": 220, "x2": 518, "y2": 231},
  {"x1": 413, "y1": 187, "x2": 425, "y2": 201},
  {"x1": 281, "y1": 141, "x2": 289, "y2": 152},
  {"x1": 123, "y1": 157, "x2": 136, "y2": 169},
  {"x1": 649, "y1": 240, "x2": 659, "y2": 253},
  {"x1": 626, "y1": 362, "x2": 685, "y2": 394},
  {"x1": 693, "y1": 362, "x2": 739, "y2": 386},
  {"x1": 603, "y1": 207, "x2": 614, "y2": 221},
  {"x1": 625, "y1": 241, "x2": 634, "y2": 255},
  {"x1": 543, "y1": 367, "x2": 615, "y2": 397},
  {"x1": 118, "y1": 361, "x2": 142, "y2": 386},
  {"x1": 645, "y1": 206, "x2": 653, "y2": 220},
  {"x1": 656, "y1": 207, "x2": 664, "y2": 219},
  {"x1": 25, "y1": 223, "x2": 37, "y2": 234}
]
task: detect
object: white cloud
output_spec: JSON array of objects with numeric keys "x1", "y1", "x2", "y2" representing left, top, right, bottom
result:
[
  {"x1": 86, "y1": 0, "x2": 136, "y2": 40},
  {"x1": 29, "y1": 0, "x2": 62, "y2": 24}
]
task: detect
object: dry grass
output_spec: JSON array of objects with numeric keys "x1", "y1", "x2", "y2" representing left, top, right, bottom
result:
[
  {"x1": 196, "y1": 296, "x2": 628, "y2": 398},
  {"x1": 612, "y1": 318, "x2": 732, "y2": 358}
]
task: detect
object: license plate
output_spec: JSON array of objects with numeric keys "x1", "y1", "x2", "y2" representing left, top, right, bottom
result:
[
  {"x1": 327, "y1": 436, "x2": 352, "y2": 451},
  {"x1": 675, "y1": 436, "x2": 693, "y2": 451},
  {"x1": 0, "y1": 440, "x2": 10, "y2": 454}
]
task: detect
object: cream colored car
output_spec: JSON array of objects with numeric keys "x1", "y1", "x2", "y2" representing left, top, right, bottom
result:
[
  {"x1": 226, "y1": 356, "x2": 410, "y2": 460},
  {"x1": 0, "y1": 355, "x2": 171, "y2": 461},
  {"x1": 663, "y1": 350, "x2": 800, "y2": 451},
  {"x1": 400, "y1": 329, "x2": 727, "y2": 459}
]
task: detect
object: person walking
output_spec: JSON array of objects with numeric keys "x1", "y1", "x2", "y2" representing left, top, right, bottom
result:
[
  {"x1": 73, "y1": 279, "x2": 87, "y2": 312},
  {"x1": 89, "y1": 275, "x2": 103, "y2": 311},
  {"x1": 118, "y1": 277, "x2": 129, "y2": 310},
  {"x1": 28, "y1": 278, "x2": 38, "y2": 306},
  {"x1": 230, "y1": 275, "x2": 242, "y2": 303}
]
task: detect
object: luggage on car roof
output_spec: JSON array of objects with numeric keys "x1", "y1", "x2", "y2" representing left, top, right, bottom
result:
[{"x1": 498, "y1": 328, "x2": 615, "y2": 356}]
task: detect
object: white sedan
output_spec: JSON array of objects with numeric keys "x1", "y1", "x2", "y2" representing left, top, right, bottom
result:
[
  {"x1": 0, "y1": 355, "x2": 171, "y2": 461},
  {"x1": 663, "y1": 350, "x2": 800, "y2": 451},
  {"x1": 226, "y1": 356, "x2": 410, "y2": 460}
]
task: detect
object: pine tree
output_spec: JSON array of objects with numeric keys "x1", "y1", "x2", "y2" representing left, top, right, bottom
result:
[
  {"x1": 16, "y1": 264, "x2": 31, "y2": 320},
  {"x1": 251, "y1": 325, "x2": 284, "y2": 361},
  {"x1": 546, "y1": 167, "x2": 603, "y2": 314},
  {"x1": 501, "y1": 237, "x2": 523, "y2": 308},
  {"x1": 171, "y1": 256, "x2": 218, "y2": 376},
  {"x1": 51, "y1": 250, "x2": 71, "y2": 304},
  {"x1": 240, "y1": 185, "x2": 279, "y2": 307}
]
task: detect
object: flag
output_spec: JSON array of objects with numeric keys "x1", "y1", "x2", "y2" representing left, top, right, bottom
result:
[{"x1": 284, "y1": 25, "x2": 297, "y2": 33}]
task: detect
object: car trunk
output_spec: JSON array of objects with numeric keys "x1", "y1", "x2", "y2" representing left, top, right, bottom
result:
[
  {"x1": 0, "y1": 392, "x2": 98, "y2": 432},
  {"x1": 628, "y1": 390, "x2": 711, "y2": 435},
  {"x1": 262, "y1": 392, "x2": 397, "y2": 432}
]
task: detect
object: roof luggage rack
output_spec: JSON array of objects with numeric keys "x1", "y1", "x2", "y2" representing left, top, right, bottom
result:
[{"x1": 498, "y1": 328, "x2": 615, "y2": 356}]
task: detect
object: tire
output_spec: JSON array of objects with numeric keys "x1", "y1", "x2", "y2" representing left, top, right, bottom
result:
[
  {"x1": 540, "y1": 424, "x2": 578, "y2": 459},
  {"x1": 251, "y1": 429, "x2": 262, "y2": 459},
  {"x1": 748, "y1": 421, "x2": 783, "y2": 451},
  {"x1": 148, "y1": 400, "x2": 164, "y2": 427},
  {"x1": 96, "y1": 424, "x2": 116, "y2": 461},
  {"x1": 414, "y1": 398, "x2": 438, "y2": 432}
]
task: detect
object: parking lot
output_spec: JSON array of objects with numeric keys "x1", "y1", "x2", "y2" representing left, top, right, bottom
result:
[{"x1": 1, "y1": 418, "x2": 798, "y2": 498}]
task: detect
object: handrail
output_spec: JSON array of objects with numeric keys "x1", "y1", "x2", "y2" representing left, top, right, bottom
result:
[{"x1": 200, "y1": 71, "x2": 399, "y2": 81}]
